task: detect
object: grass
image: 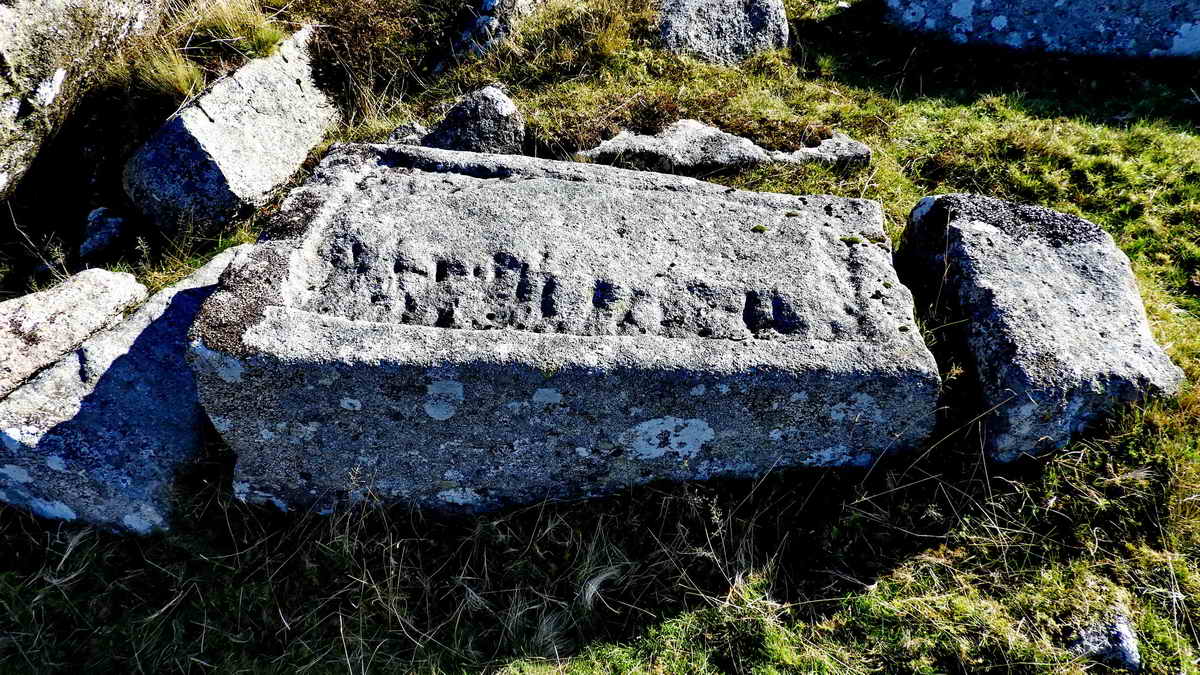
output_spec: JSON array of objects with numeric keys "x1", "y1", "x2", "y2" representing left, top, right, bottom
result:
[{"x1": 2, "y1": 0, "x2": 1200, "y2": 671}]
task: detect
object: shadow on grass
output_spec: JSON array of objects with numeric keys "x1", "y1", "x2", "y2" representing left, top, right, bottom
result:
[
  {"x1": 0, "y1": 396, "x2": 1162, "y2": 671},
  {"x1": 791, "y1": 0, "x2": 1200, "y2": 130}
]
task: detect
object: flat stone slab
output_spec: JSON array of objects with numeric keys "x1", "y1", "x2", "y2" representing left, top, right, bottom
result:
[
  {"x1": 884, "y1": 0, "x2": 1200, "y2": 57},
  {"x1": 0, "y1": 246, "x2": 249, "y2": 532},
  {"x1": 897, "y1": 194, "x2": 1184, "y2": 462},
  {"x1": 659, "y1": 0, "x2": 789, "y2": 65},
  {"x1": 123, "y1": 26, "x2": 337, "y2": 234},
  {"x1": 190, "y1": 144, "x2": 940, "y2": 513},
  {"x1": 1, "y1": 269, "x2": 146, "y2": 398},
  {"x1": 580, "y1": 119, "x2": 870, "y2": 174}
]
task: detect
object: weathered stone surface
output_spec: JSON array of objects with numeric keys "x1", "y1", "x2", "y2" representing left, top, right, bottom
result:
[
  {"x1": 1070, "y1": 609, "x2": 1142, "y2": 672},
  {"x1": 0, "y1": 246, "x2": 249, "y2": 533},
  {"x1": 1, "y1": 269, "x2": 146, "y2": 398},
  {"x1": 80, "y1": 207, "x2": 127, "y2": 259},
  {"x1": 897, "y1": 194, "x2": 1184, "y2": 462},
  {"x1": 580, "y1": 119, "x2": 870, "y2": 174},
  {"x1": 884, "y1": 0, "x2": 1200, "y2": 57},
  {"x1": 422, "y1": 86, "x2": 525, "y2": 155},
  {"x1": 190, "y1": 144, "x2": 940, "y2": 514},
  {"x1": 455, "y1": 0, "x2": 549, "y2": 54},
  {"x1": 123, "y1": 27, "x2": 338, "y2": 234},
  {"x1": 387, "y1": 121, "x2": 428, "y2": 145},
  {"x1": 659, "y1": 0, "x2": 789, "y2": 65},
  {"x1": 0, "y1": 0, "x2": 166, "y2": 199}
]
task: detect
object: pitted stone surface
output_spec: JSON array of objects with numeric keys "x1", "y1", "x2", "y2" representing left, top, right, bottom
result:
[
  {"x1": 884, "y1": 0, "x2": 1200, "y2": 57},
  {"x1": 421, "y1": 86, "x2": 525, "y2": 155},
  {"x1": 1, "y1": 269, "x2": 146, "y2": 398},
  {"x1": 123, "y1": 27, "x2": 338, "y2": 234},
  {"x1": 0, "y1": 246, "x2": 249, "y2": 533},
  {"x1": 659, "y1": 0, "x2": 789, "y2": 65},
  {"x1": 190, "y1": 144, "x2": 940, "y2": 514},
  {"x1": 580, "y1": 119, "x2": 870, "y2": 174},
  {"x1": 0, "y1": 0, "x2": 166, "y2": 199},
  {"x1": 897, "y1": 194, "x2": 1184, "y2": 462}
]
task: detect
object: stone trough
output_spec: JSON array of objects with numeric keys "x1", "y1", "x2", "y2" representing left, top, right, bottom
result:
[{"x1": 189, "y1": 144, "x2": 941, "y2": 513}]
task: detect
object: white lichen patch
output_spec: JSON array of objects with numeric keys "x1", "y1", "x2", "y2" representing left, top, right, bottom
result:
[
  {"x1": 30, "y1": 498, "x2": 76, "y2": 521},
  {"x1": 622, "y1": 417, "x2": 715, "y2": 460},
  {"x1": 191, "y1": 341, "x2": 245, "y2": 383},
  {"x1": 122, "y1": 507, "x2": 164, "y2": 534},
  {"x1": 33, "y1": 68, "x2": 67, "y2": 107},
  {"x1": 340, "y1": 398, "x2": 363, "y2": 411},
  {"x1": 1, "y1": 464, "x2": 32, "y2": 483},
  {"x1": 425, "y1": 380, "x2": 465, "y2": 420},
  {"x1": 532, "y1": 387, "x2": 563, "y2": 404},
  {"x1": 439, "y1": 487, "x2": 482, "y2": 505}
]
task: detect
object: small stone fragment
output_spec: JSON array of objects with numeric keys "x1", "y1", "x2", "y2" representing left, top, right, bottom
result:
[
  {"x1": 455, "y1": 0, "x2": 549, "y2": 54},
  {"x1": 80, "y1": 207, "x2": 127, "y2": 259},
  {"x1": 658, "y1": 0, "x2": 789, "y2": 65},
  {"x1": 190, "y1": 144, "x2": 940, "y2": 515},
  {"x1": 123, "y1": 26, "x2": 338, "y2": 234},
  {"x1": 1070, "y1": 608, "x2": 1142, "y2": 672},
  {"x1": 897, "y1": 194, "x2": 1184, "y2": 461},
  {"x1": 0, "y1": 246, "x2": 250, "y2": 533},
  {"x1": 0, "y1": 269, "x2": 147, "y2": 398},
  {"x1": 421, "y1": 86, "x2": 525, "y2": 155},
  {"x1": 387, "y1": 121, "x2": 428, "y2": 145},
  {"x1": 579, "y1": 119, "x2": 870, "y2": 175}
]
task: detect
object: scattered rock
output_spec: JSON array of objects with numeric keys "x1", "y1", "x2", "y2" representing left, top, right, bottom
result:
[
  {"x1": 884, "y1": 0, "x2": 1200, "y2": 57},
  {"x1": 387, "y1": 121, "x2": 428, "y2": 145},
  {"x1": 456, "y1": 0, "x2": 548, "y2": 54},
  {"x1": 421, "y1": 86, "x2": 525, "y2": 155},
  {"x1": 80, "y1": 207, "x2": 127, "y2": 259},
  {"x1": 1070, "y1": 608, "x2": 1142, "y2": 672},
  {"x1": 897, "y1": 194, "x2": 1184, "y2": 462},
  {"x1": 579, "y1": 119, "x2": 870, "y2": 174},
  {"x1": 190, "y1": 144, "x2": 940, "y2": 514},
  {"x1": 123, "y1": 27, "x2": 338, "y2": 235},
  {"x1": 0, "y1": 246, "x2": 250, "y2": 533},
  {"x1": 0, "y1": 0, "x2": 167, "y2": 199},
  {"x1": 658, "y1": 0, "x2": 789, "y2": 65},
  {"x1": 0, "y1": 269, "x2": 147, "y2": 398}
]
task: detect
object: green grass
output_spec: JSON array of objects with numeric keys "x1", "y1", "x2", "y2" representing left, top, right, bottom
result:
[{"x1": 2, "y1": 0, "x2": 1200, "y2": 671}]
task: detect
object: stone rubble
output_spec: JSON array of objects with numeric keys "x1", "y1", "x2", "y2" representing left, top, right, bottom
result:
[
  {"x1": 123, "y1": 26, "x2": 338, "y2": 234},
  {"x1": 421, "y1": 86, "x2": 526, "y2": 155},
  {"x1": 0, "y1": 269, "x2": 147, "y2": 399},
  {"x1": 580, "y1": 119, "x2": 871, "y2": 174},
  {"x1": 897, "y1": 194, "x2": 1184, "y2": 461},
  {"x1": 658, "y1": 0, "x2": 789, "y2": 65},
  {"x1": 0, "y1": 246, "x2": 250, "y2": 533}
]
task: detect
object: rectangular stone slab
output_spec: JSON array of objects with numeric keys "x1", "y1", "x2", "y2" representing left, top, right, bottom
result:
[{"x1": 190, "y1": 145, "x2": 941, "y2": 512}]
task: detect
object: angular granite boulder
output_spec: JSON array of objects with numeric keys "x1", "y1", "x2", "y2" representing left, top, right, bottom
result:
[
  {"x1": 190, "y1": 144, "x2": 940, "y2": 514},
  {"x1": 0, "y1": 246, "x2": 250, "y2": 532},
  {"x1": 580, "y1": 119, "x2": 870, "y2": 174},
  {"x1": 1, "y1": 269, "x2": 147, "y2": 398},
  {"x1": 1, "y1": 0, "x2": 167, "y2": 199},
  {"x1": 659, "y1": 0, "x2": 789, "y2": 65},
  {"x1": 422, "y1": 86, "x2": 525, "y2": 155},
  {"x1": 123, "y1": 26, "x2": 338, "y2": 234},
  {"x1": 897, "y1": 194, "x2": 1184, "y2": 462}
]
